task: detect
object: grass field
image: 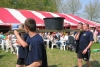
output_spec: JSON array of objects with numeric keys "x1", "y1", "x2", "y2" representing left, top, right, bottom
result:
[{"x1": 0, "y1": 43, "x2": 100, "y2": 67}]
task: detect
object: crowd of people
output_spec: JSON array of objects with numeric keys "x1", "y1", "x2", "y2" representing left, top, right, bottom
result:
[
  {"x1": 0, "y1": 24, "x2": 100, "y2": 52},
  {"x1": 0, "y1": 32, "x2": 18, "y2": 54},
  {"x1": 0, "y1": 18, "x2": 100, "y2": 67},
  {"x1": 0, "y1": 25, "x2": 100, "y2": 54},
  {"x1": 0, "y1": 30, "x2": 75, "y2": 55},
  {"x1": 39, "y1": 32, "x2": 75, "y2": 50}
]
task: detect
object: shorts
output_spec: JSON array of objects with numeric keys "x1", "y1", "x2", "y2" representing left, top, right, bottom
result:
[
  {"x1": 77, "y1": 49, "x2": 90, "y2": 61},
  {"x1": 25, "y1": 64, "x2": 29, "y2": 66},
  {"x1": 16, "y1": 58, "x2": 25, "y2": 65}
]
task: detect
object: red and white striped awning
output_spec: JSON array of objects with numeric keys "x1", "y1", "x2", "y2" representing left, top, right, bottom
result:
[
  {"x1": 68, "y1": 14, "x2": 100, "y2": 27},
  {"x1": 0, "y1": 8, "x2": 99, "y2": 27}
]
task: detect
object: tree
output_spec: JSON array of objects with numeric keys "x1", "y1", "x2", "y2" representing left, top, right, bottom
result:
[
  {"x1": 43, "y1": 0, "x2": 58, "y2": 12},
  {"x1": 84, "y1": 0, "x2": 100, "y2": 21},
  {"x1": 55, "y1": 0, "x2": 63, "y2": 12},
  {"x1": 0, "y1": 0, "x2": 57, "y2": 12},
  {"x1": 56, "y1": 0, "x2": 82, "y2": 14}
]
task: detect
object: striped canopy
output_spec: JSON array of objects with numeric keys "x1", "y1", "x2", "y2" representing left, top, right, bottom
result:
[{"x1": 0, "y1": 8, "x2": 99, "y2": 27}]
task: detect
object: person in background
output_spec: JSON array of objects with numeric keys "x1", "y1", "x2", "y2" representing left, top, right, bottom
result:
[
  {"x1": 96, "y1": 28, "x2": 100, "y2": 43},
  {"x1": 5, "y1": 33, "x2": 14, "y2": 53},
  {"x1": 93, "y1": 29, "x2": 98, "y2": 43},
  {"x1": 0, "y1": 32, "x2": 6, "y2": 50},
  {"x1": 46, "y1": 32, "x2": 51, "y2": 40},
  {"x1": 53, "y1": 32, "x2": 58, "y2": 40},
  {"x1": 0, "y1": 32, "x2": 2, "y2": 44},
  {"x1": 64, "y1": 33, "x2": 69, "y2": 45},
  {"x1": 0, "y1": 32, "x2": 3, "y2": 37},
  {"x1": 16, "y1": 23, "x2": 28, "y2": 67},
  {"x1": 98, "y1": 33, "x2": 100, "y2": 43},
  {"x1": 0, "y1": 32, "x2": 6, "y2": 40},
  {"x1": 56, "y1": 32, "x2": 60, "y2": 41},
  {"x1": 74, "y1": 22, "x2": 83, "y2": 53},
  {"x1": 66, "y1": 23, "x2": 70, "y2": 35}
]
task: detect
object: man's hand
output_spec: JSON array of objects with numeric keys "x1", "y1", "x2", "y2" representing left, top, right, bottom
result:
[
  {"x1": 14, "y1": 30, "x2": 19, "y2": 36},
  {"x1": 82, "y1": 48, "x2": 88, "y2": 54},
  {"x1": 77, "y1": 32, "x2": 80, "y2": 34},
  {"x1": 75, "y1": 32, "x2": 80, "y2": 40}
]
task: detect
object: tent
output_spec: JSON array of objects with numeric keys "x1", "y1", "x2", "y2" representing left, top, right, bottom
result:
[
  {"x1": 0, "y1": 8, "x2": 99, "y2": 29},
  {"x1": 68, "y1": 14, "x2": 98, "y2": 27}
]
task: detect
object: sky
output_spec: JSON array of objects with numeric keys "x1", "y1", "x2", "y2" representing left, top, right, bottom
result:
[
  {"x1": 63, "y1": 0, "x2": 94, "y2": 8},
  {"x1": 80, "y1": 0, "x2": 93, "y2": 9},
  {"x1": 61, "y1": 0, "x2": 97, "y2": 20},
  {"x1": 62, "y1": 0, "x2": 95, "y2": 13},
  {"x1": 79, "y1": 0, "x2": 95, "y2": 17}
]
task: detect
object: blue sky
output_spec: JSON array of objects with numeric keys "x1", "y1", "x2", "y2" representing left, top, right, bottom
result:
[
  {"x1": 80, "y1": 0, "x2": 91, "y2": 5},
  {"x1": 79, "y1": 0, "x2": 94, "y2": 17},
  {"x1": 80, "y1": 0, "x2": 93, "y2": 9}
]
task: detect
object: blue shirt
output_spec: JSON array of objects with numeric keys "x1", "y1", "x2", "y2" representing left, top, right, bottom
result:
[
  {"x1": 79, "y1": 31, "x2": 94, "y2": 50},
  {"x1": 25, "y1": 34, "x2": 48, "y2": 67},
  {"x1": 18, "y1": 33, "x2": 28, "y2": 58}
]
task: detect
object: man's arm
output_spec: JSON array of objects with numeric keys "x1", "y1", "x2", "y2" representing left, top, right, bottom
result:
[
  {"x1": 26, "y1": 61, "x2": 42, "y2": 67},
  {"x1": 86, "y1": 41, "x2": 93, "y2": 50},
  {"x1": 74, "y1": 32, "x2": 80, "y2": 40},
  {"x1": 82, "y1": 41, "x2": 93, "y2": 54},
  {"x1": 86, "y1": 32, "x2": 94, "y2": 49},
  {"x1": 74, "y1": 33, "x2": 77, "y2": 39},
  {"x1": 82, "y1": 32, "x2": 94, "y2": 54},
  {"x1": 14, "y1": 30, "x2": 28, "y2": 47},
  {"x1": 16, "y1": 40, "x2": 21, "y2": 46}
]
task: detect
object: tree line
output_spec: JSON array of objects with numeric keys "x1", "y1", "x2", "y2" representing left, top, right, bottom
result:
[
  {"x1": 0, "y1": 0, "x2": 57, "y2": 12},
  {"x1": 56, "y1": 0, "x2": 100, "y2": 22}
]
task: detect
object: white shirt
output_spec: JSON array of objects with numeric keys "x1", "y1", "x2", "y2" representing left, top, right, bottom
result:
[{"x1": 64, "y1": 35, "x2": 68, "y2": 41}]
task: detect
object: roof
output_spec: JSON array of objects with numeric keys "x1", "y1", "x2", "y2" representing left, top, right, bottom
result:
[{"x1": 0, "y1": 8, "x2": 99, "y2": 27}]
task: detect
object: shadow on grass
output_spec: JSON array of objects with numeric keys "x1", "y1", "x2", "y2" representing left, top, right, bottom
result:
[
  {"x1": 49, "y1": 65, "x2": 58, "y2": 67},
  {"x1": 74, "y1": 60, "x2": 100, "y2": 67},
  {"x1": 0, "y1": 55, "x2": 5, "y2": 59}
]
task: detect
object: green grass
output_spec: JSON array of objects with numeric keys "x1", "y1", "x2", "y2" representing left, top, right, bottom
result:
[{"x1": 0, "y1": 43, "x2": 100, "y2": 67}]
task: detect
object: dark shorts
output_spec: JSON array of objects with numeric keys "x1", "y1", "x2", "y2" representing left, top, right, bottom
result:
[
  {"x1": 16, "y1": 58, "x2": 25, "y2": 65},
  {"x1": 25, "y1": 64, "x2": 29, "y2": 66},
  {"x1": 77, "y1": 49, "x2": 90, "y2": 61}
]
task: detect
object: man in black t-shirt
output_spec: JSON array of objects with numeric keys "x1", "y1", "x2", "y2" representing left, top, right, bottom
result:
[
  {"x1": 16, "y1": 23, "x2": 29, "y2": 67},
  {"x1": 74, "y1": 23, "x2": 83, "y2": 53},
  {"x1": 14, "y1": 18, "x2": 48, "y2": 67},
  {"x1": 75, "y1": 23, "x2": 93, "y2": 67}
]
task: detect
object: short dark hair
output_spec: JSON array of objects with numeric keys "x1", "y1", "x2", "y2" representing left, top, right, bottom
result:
[
  {"x1": 78, "y1": 22, "x2": 83, "y2": 26},
  {"x1": 24, "y1": 18, "x2": 36, "y2": 32}
]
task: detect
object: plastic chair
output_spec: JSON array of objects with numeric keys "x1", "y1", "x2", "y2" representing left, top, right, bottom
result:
[
  {"x1": 60, "y1": 41, "x2": 66, "y2": 51},
  {"x1": 51, "y1": 40, "x2": 57, "y2": 50},
  {"x1": 67, "y1": 36, "x2": 75, "y2": 51}
]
